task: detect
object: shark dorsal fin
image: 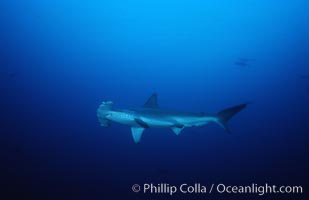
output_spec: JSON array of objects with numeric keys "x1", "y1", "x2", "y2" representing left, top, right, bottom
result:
[{"x1": 144, "y1": 93, "x2": 159, "y2": 108}]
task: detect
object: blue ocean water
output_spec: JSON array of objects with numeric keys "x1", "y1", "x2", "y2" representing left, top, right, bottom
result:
[{"x1": 1, "y1": 0, "x2": 308, "y2": 199}]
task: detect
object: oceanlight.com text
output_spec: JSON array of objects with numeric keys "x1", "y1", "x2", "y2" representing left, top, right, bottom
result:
[{"x1": 131, "y1": 183, "x2": 303, "y2": 196}]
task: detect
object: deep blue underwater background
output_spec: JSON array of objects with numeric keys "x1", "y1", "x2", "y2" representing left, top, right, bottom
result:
[{"x1": 1, "y1": 0, "x2": 308, "y2": 199}]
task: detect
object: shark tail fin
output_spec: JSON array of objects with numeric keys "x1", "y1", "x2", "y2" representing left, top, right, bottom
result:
[
  {"x1": 216, "y1": 103, "x2": 247, "y2": 133},
  {"x1": 97, "y1": 101, "x2": 113, "y2": 127}
]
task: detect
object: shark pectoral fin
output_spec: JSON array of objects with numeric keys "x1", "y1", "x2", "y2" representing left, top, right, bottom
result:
[
  {"x1": 135, "y1": 118, "x2": 149, "y2": 128},
  {"x1": 131, "y1": 127, "x2": 145, "y2": 143},
  {"x1": 171, "y1": 127, "x2": 183, "y2": 135}
]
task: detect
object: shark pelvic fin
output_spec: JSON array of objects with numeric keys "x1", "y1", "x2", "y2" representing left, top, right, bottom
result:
[
  {"x1": 144, "y1": 93, "x2": 159, "y2": 108},
  {"x1": 171, "y1": 127, "x2": 183, "y2": 135},
  {"x1": 131, "y1": 127, "x2": 145, "y2": 143},
  {"x1": 135, "y1": 118, "x2": 149, "y2": 128}
]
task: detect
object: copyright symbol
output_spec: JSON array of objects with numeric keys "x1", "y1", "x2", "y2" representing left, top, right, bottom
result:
[{"x1": 132, "y1": 184, "x2": 141, "y2": 193}]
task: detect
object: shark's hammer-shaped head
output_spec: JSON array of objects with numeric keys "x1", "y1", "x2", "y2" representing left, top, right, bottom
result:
[{"x1": 97, "y1": 101, "x2": 113, "y2": 127}]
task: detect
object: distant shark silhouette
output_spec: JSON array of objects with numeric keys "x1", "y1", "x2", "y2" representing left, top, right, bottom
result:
[
  {"x1": 234, "y1": 58, "x2": 255, "y2": 67},
  {"x1": 97, "y1": 93, "x2": 247, "y2": 143},
  {"x1": 234, "y1": 61, "x2": 249, "y2": 67}
]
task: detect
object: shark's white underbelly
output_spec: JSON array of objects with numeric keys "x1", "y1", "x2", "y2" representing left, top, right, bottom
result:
[{"x1": 140, "y1": 117, "x2": 175, "y2": 127}]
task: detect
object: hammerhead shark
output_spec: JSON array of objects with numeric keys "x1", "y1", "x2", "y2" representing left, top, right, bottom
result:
[{"x1": 97, "y1": 93, "x2": 247, "y2": 143}]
